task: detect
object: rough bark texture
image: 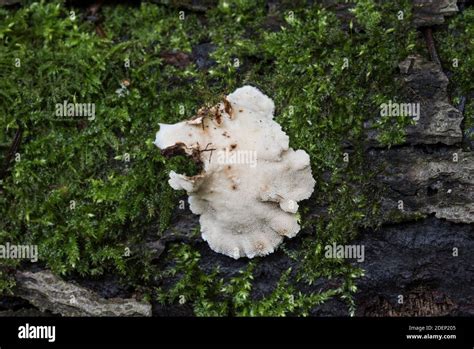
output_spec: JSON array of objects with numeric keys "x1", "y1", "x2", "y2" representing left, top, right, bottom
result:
[
  {"x1": 365, "y1": 55, "x2": 472, "y2": 226},
  {"x1": 371, "y1": 146, "x2": 473, "y2": 224},
  {"x1": 13, "y1": 270, "x2": 152, "y2": 317},
  {"x1": 353, "y1": 217, "x2": 473, "y2": 316},
  {"x1": 399, "y1": 55, "x2": 463, "y2": 145},
  {"x1": 412, "y1": 0, "x2": 459, "y2": 27},
  {"x1": 367, "y1": 55, "x2": 464, "y2": 146}
]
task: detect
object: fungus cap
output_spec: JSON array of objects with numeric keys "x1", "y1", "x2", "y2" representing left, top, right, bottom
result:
[{"x1": 155, "y1": 86, "x2": 315, "y2": 259}]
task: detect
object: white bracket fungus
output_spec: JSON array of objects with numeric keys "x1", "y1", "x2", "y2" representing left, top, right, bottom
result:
[{"x1": 154, "y1": 86, "x2": 315, "y2": 259}]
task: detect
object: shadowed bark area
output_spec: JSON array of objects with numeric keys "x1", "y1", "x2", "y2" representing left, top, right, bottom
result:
[{"x1": 354, "y1": 217, "x2": 473, "y2": 316}]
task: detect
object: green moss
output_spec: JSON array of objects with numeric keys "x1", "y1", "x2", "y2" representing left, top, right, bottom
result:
[
  {"x1": 384, "y1": 209, "x2": 427, "y2": 225},
  {"x1": 435, "y1": 8, "x2": 474, "y2": 96},
  {"x1": 155, "y1": 243, "x2": 345, "y2": 316},
  {"x1": 435, "y1": 8, "x2": 474, "y2": 134},
  {"x1": 1, "y1": 0, "x2": 201, "y2": 282},
  {"x1": 0, "y1": 0, "x2": 428, "y2": 315}
]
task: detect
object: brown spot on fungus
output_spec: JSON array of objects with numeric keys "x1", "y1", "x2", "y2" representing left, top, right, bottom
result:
[
  {"x1": 280, "y1": 229, "x2": 288, "y2": 235},
  {"x1": 223, "y1": 97, "x2": 233, "y2": 117},
  {"x1": 215, "y1": 108, "x2": 222, "y2": 125}
]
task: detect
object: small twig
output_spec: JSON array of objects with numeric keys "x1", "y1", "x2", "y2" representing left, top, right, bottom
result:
[
  {"x1": 95, "y1": 24, "x2": 106, "y2": 38},
  {"x1": 199, "y1": 143, "x2": 217, "y2": 163},
  {"x1": 457, "y1": 96, "x2": 467, "y2": 115},
  {"x1": 87, "y1": 1, "x2": 106, "y2": 38},
  {"x1": 422, "y1": 27, "x2": 441, "y2": 66}
]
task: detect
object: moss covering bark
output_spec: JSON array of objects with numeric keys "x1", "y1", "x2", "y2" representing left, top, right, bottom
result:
[{"x1": 0, "y1": 0, "x2": 471, "y2": 316}]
